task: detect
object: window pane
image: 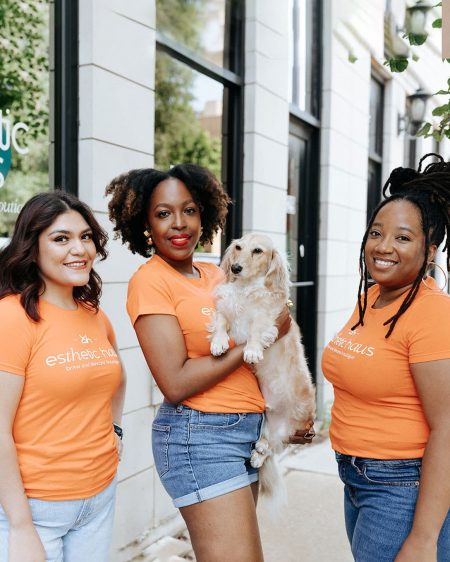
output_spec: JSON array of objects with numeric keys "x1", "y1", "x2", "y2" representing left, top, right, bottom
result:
[
  {"x1": 156, "y1": 0, "x2": 231, "y2": 69},
  {"x1": 0, "y1": 1, "x2": 50, "y2": 240},
  {"x1": 155, "y1": 51, "x2": 224, "y2": 256},
  {"x1": 369, "y1": 78, "x2": 384, "y2": 157},
  {"x1": 289, "y1": 0, "x2": 320, "y2": 116}
]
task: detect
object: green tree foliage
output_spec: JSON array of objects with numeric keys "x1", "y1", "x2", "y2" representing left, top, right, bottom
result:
[
  {"x1": 155, "y1": 0, "x2": 222, "y2": 177},
  {"x1": 0, "y1": 0, "x2": 49, "y2": 138}
]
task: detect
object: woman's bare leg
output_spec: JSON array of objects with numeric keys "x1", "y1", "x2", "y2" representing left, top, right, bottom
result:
[{"x1": 180, "y1": 485, "x2": 264, "y2": 562}]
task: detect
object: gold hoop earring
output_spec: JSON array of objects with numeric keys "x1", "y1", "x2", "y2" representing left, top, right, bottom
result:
[
  {"x1": 143, "y1": 229, "x2": 153, "y2": 247},
  {"x1": 421, "y1": 261, "x2": 448, "y2": 292}
]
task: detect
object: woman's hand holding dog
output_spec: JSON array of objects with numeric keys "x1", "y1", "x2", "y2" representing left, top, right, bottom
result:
[
  {"x1": 289, "y1": 420, "x2": 315, "y2": 445},
  {"x1": 274, "y1": 306, "x2": 292, "y2": 341}
]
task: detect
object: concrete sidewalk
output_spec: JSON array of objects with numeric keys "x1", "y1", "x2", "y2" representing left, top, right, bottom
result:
[
  {"x1": 140, "y1": 438, "x2": 353, "y2": 561},
  {"x1": 258, "y1": 438, "x2": 353, "y2": 561}
]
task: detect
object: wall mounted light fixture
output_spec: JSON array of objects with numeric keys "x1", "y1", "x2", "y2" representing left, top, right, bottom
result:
[
  {"x1": 397, "y1": 88, "x2": 432, "y2": 135},
  {"x1": 406, "y1": 0, "x2": 432, "y2": 35}
]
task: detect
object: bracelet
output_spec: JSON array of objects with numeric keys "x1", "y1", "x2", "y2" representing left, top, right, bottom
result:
[{"x1": 113, "y1": 423, "x2": 123, "y2": 440}]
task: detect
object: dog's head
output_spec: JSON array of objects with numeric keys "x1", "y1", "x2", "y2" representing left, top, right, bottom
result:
[{"x1": 220, "y1": 233, "x2": 290, "y2": 293}]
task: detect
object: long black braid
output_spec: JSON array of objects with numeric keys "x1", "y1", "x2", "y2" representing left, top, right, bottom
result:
[{"x1": 352, "y1": 153, "x2": 450, "y2": 337}]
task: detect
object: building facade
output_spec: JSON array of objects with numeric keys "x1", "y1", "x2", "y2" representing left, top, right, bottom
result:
[{"x1": 1, "y1": 1, "x2": 449, "y2": 559}]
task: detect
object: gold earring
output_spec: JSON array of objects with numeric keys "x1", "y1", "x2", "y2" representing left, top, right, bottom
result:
[
  {"x1": 421, "y1": 261, "x2": 448, "y2": 292},
  {"x1": 143, "y1": 229, "x2": 153, "y2": 247}
]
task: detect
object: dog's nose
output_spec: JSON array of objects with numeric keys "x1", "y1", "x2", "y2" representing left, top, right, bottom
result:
[{"x1": 231, "y1": 263, "x2": 242, "y2": 274}]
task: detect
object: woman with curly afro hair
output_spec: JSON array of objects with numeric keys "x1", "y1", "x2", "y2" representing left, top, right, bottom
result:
[{"x1": 106, "y1": 163, "x2": 290, "y2": 561}]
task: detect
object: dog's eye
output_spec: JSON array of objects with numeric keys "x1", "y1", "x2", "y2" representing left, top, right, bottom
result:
[
  {"x1": 252, "y1": 248, "x2": 263, "y2": 254},
  {"x1": 235, "y1": 245, "x2": 241, "y2": 251}
]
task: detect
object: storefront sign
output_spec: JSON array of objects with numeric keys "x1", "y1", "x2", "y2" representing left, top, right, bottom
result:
[{"x1": 0, "y1": 110, "x2": 29, "y2": 189}]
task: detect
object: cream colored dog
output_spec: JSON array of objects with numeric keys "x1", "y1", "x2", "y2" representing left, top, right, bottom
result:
[{"x1": 209, "y1": 233, "x2": 315, "y2": 497}]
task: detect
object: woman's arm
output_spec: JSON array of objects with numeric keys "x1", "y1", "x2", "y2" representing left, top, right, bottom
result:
[
  {"x1": 0, "y1": 371, "x2": 46, "y2": 562},
  {"x1": 135, "y1": 307, "x2": 292, "y2": 404},
  {"x1": 395, "y1": 358, "x2": 450, "y2": 562},
  {"x1": 134, "y1": 314, "x2": 246, "y2": 403},
  {"x1": 111, "y1": 345, "x2": 126, "y2": 459},
  {"x1": 112, "y1": 344, "x2": 126, "y2": 426}
]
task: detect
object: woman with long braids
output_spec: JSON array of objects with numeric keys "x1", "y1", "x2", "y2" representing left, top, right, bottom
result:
[{"x1": 322, "y1": 153, "x2": 450, "y2": 562}]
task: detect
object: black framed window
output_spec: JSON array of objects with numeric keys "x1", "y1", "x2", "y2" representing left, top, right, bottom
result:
[
  {"x1": 367, "y1": 76, "x2": 384, "y2": 219},
  {"x1": 289, "y1": 0, "x2": 321, "y2": 119},
  {"x1": 0, "y1": 0, "x2": 78, "y2": 241},
  {"x1": 155, "y1": 0, "x2": 244, "y2": 255}
]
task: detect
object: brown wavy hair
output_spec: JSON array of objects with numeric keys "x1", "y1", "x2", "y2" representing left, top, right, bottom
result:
[
  {"x1": 105, "y1": 163, "x2": 231, "y2": 257},
  {"x1": 0, "y1": 191, "x2": 108, "y2": 321}
]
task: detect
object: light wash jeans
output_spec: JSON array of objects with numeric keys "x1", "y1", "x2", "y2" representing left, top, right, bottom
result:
[
  {"x1": 0, "y1": 477, "x2": 117, "y2": 562},
  {"x1": 336, "y1": 453, "x2": 450, "y2": 562}
]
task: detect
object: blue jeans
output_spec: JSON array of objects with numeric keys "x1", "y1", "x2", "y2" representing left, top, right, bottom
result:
[
  {"x1": 336, "y1": 453, "x2": 450, "y2": 561},
  {"x1": 0, "y1": 477, "x2": 117, "y2": 562},
  {"x1": 153, "y1": 403, "x2": 263, "y2": 508}
]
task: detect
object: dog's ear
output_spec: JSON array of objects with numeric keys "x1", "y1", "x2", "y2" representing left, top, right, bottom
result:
[
  {"x1": 265, "y1": 248, "x2": 290, "y2": 295},
  {"x1": 220, "y1": 242, "x2": 235, "y2": 282}
]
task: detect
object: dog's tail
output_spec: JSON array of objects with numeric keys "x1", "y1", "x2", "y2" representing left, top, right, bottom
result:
[{"x1": 258, "y1": 455, "x2": 287, "y2": 513}]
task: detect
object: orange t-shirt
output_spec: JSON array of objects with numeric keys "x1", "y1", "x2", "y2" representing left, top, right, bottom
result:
[
  {"x1": 0, "y1": 295, "x2": 122, "y2": 500},
  {"x1": 322, "y1": 280, "x2": 450, "y2": 459},
  {"x1": 127, "y1": 254, "x2": 265, "y2": 413}
]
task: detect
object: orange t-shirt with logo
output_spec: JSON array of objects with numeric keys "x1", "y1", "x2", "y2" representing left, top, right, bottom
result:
[
  {"x1": 127, "y1": 255, "x2": 265, "y2": 413},
  {"x1": 0, "y1": 295, "x2": 122, "y2": 500},
  {"x1": 322, "y1": 280, "x2": 450, "y2": 459}
]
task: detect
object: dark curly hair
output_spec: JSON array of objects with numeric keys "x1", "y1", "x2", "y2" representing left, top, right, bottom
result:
[
  {"x1": 353, "y1": 153, "x2": 450, "y2": 338},
  {"x1": 0, "y1": 191, "x2": 108, "y2": 321},
  {"x1": 105, "y1": 163, "x2": 231, "y2": 257}
]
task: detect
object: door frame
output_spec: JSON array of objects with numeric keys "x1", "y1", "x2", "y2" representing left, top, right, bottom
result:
[{"x1": 288, "y1": 119, "x2": 320, "y2": 380}]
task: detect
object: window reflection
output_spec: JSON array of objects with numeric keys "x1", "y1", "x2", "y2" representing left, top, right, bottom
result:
[
  {"x1": 155, "y1": 51, "x2": 224, "y2": 255},
  {"x1": 0, "y1": 1, "x2": 49, "y2": 239},
  {"x1": 288, "y1": 0, "x2": 320, "y2": 117},
  {"x1": 156, "y1": 0, "x2": 229, "y2": 68}
]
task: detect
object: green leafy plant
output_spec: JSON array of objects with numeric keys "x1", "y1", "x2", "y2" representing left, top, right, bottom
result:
[{"x1": 383, "y1": 3, "x2": 449, "y2": 141}]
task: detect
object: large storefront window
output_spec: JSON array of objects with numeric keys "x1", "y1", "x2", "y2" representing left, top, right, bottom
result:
[
  {"x1": 0, "y1": 1, "x2": 50, "y2": 239},
  {"x1": 155, "y1": 0, "x2": 243, "y2": 256}
]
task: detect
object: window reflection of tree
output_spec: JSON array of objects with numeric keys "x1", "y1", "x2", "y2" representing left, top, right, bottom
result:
[
  {"x1": 155, "y1": 0, "x2": 222, "y2": 179},
  {"x1": 155, "y1": 53, "x2": 221, "y2": 179},
  {"x1": 0, "y1": 0, "x2": 49, "y2": 237}
]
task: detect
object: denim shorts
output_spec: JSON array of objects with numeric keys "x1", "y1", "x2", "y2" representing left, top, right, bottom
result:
[
  {"x1": 152, "y1": 403, "x2": 264, "y2": 508},
  {"x1": 336, "y1": 453, "x2": 450, "y2": 562},
  {"x1": 0, "y1": 476, "x2": 117, "y2": 562}
]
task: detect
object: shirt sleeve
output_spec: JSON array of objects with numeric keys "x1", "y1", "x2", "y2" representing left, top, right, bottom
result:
[
  {"x1": 408, "y1": 292, "x2": 450, "y2": 364},
  {"x1": 0, "y1": 298, "x2": 34, "y2": 376},
  {"x1": 127, "y1": 268, "x2": 176, "y2": 325}
]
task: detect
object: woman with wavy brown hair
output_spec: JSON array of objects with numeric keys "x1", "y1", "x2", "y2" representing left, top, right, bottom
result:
[{"x1": 0, "y1": 191, "x2": 125, "y2": 562}]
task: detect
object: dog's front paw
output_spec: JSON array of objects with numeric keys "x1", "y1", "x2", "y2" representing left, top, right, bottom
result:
[
  {"x1": 250, "y1": 448, "x2": 267, "y2": 468},
  {"x1": 260, "y1": 326, "x2": 278, "y2": 348},
  {"x1": 255, "y1": 437, "x2": 269, "y2": 455},
  {"x1": 244, "y1": 345, "x2": 264, "y2": 364},
  {"x1": 210, "y1": 334, "x2": 230, "y2": 356}
]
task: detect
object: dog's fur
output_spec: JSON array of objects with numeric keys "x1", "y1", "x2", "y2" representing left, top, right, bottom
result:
[{"x1": 209, "y1": 233, "x2": 316, "y2": 498}]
